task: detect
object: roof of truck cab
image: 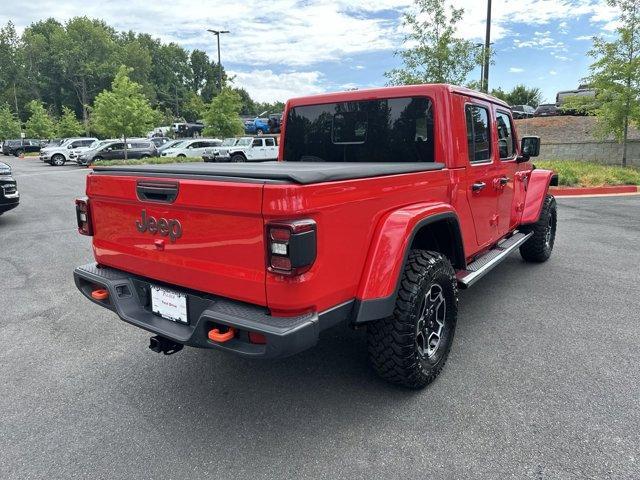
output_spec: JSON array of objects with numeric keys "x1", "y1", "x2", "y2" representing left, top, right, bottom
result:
[
  {"x1": 92, "y1": 161, "x2": 445, "y2": 185},
  {"x1": 285, "y1": 84, "x2": 510, "y2": 109}
]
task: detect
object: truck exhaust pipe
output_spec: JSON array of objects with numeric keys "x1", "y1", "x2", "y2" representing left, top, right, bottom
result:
[{"x1": 149, "y1": 336, "x2": 184, "y2": 355}]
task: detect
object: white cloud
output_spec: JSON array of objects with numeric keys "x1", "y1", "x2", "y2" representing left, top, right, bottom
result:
[
  {"x1": 0, "y1": 0, "x2": 622, "y2": 102},
  {"x1": 575, "y1": 35, "x2": 593, "y2": 40},
  {"x1": 1, "y1": 1, "x2": 621, "y2": 67},
  {"x1": 446, "y1": 0, "x2": 619, "y2": 42},
  {"x1": 549, "y1": 70, "x2": 558, "y2": 75},
  {"x1": 228, "y1": 69, "x2": 324, "y2": 103},
  {"x1": 509, "y1": 67, "x2": 524, "y2": 73},
  {"x1": 513, "y1": 31, "x2": 567, "y2": 51}
]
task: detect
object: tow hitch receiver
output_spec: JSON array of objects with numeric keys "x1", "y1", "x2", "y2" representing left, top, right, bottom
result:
[
  {"x1": 208, "y1": 326, "x2": 236, "y2": 343},
  {"x1": 149, "y1": 335, "x2": 184, "y2": 355}
]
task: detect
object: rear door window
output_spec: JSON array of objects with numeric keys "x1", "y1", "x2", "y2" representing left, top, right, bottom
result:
[
  {"x1": 465, "y1": 105, "x2": 492, "y2": 163},
  {"x1": 265, "y1": 138, "x2": 275, "y2": 147},
  {"x1": 283, "y1": 96, "x2": 434, "y2": 162},
  {"x1": 496, "y1": 111, "x2": 516, "y2": 159}
]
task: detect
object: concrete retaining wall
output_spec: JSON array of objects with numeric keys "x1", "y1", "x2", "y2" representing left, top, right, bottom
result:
[{"x1": 539, "y1": 140, "x2": 640, "y2": 166}]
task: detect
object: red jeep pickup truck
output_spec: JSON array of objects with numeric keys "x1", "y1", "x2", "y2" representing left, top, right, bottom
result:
[{"x1": 74, "y1": 84, "x2": 557, "y2": 388}]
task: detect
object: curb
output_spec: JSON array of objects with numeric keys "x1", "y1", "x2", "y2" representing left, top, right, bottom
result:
[{"x1": 550, "y1": 185, "x2": 640, "y2": 197}]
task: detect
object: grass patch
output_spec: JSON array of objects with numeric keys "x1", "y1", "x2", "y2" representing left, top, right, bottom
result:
[
  {"x1": 535, "y1": 160, "x2": 640, "y2": 187},
  {"x1": 93, "y1": 156, "x2": 203, "y2": 167}
]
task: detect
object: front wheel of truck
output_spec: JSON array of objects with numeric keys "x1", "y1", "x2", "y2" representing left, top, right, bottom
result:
[
  {"x1": 519, "y1": 194, "x2": 557, "y2": 263},
  {"x1": 367, "y1": 250, "x2": 458, "y2": 389}
]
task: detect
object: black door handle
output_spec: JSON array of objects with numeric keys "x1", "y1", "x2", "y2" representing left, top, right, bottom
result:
[{"x1": 472, "y1": 182, "x2": 486, "y2": 192}]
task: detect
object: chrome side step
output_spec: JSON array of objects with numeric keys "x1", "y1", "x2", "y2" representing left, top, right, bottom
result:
[{"x1": 456, "y1": 232, "x2": 533, "y2": 289}]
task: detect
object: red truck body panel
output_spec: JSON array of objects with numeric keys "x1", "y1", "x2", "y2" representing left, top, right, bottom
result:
[
  {"x1": 521, "y1": 169, "x2": 554, "y2": 224},
  {"x1": 86, "y1": 174, "x2": 267, "y2": 305},
  {"x1": 82, "y1": 84, "x2": 553, "y2": 320}
]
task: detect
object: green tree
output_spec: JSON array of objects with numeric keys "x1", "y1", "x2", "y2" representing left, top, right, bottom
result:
[
  {"x1": 25, "y1": 100, "x2": 55, "y2": 138},
  {"x1": 52, "y1": 17, "x2": 118, "y2": 133},
  {"x1": 202, "y1": 88, "x2": 244, "y2": 138},
  {"x1": 0, "y1": 22, "x2": 23, "y2": 118},
  {"x1": 56, "y1": 106, "x2": 84, "y2": 137},
  {"x1": 559, "y1": 95, "x2": 601, "y2": 115},
  {"x1": 255, "y1": 100, "x2": 286, "y2": 116},
  {"x1": 182, "y1": 92, "x2": 206, "y2": 122},
  {"x1": 20, "y1": 19, "x2": 68, "y2": 117},
  {"x1": 587, "y1": 0, "x2": 640, "y2": 167},
  {"x1": 491, "y1": 84, "x2": 542, "y2": 107},
  {"x1": 0, "y1": 102, "x2": 21, "y2": 140},
  {"x1": 91, "y1": 66, "x2": 156, "y2": 159},
  {"x1": 385, "y1": 0, "x2": 478, "y2": 85}
]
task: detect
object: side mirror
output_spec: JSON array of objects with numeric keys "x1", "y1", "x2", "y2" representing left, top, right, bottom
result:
[{"x1": 518, "y1": 136, "x2": 540, "y2": 163}]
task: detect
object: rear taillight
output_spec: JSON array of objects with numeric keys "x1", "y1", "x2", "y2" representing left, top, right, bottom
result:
[
  {"x1": 266, "y1": 219, "x2": 317, "y2": 276},
  {"x1": 75, "y1": 197, "x2": 93, "y2": 236}
]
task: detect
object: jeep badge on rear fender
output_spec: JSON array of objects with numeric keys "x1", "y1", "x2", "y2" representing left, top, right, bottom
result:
[{"x1": 136, "y1": 210, "x2": 182, "y2": 242}]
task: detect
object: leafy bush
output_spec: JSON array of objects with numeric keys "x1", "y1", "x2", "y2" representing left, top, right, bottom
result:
[{"x1": 535, "y1": 160, "x2": 640, "y2": 187}]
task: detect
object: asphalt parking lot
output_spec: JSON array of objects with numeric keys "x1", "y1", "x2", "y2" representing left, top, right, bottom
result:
[{"x1": 1, "y1": 154, "x2": 639, "y2": 480}]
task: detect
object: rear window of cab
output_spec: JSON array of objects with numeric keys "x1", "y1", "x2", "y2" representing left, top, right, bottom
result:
[{"x1": 283, "y1": 96, "x2": 435, "y2": 163}]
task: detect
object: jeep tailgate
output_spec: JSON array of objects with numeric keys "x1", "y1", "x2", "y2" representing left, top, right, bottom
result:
[{"x1": 86, "y1": 173, "x2": 266, "y2": 305}]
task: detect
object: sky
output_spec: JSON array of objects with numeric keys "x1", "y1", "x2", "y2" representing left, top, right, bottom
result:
[{"x1": 0, "y1": 0, "x2": 621, "y2": 104}]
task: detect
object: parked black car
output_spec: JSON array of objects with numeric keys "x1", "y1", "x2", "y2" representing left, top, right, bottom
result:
[
  {"x1": 511, "y1": 105, "x2": 536, "y2": 119},
  {"x1": 77, "y1": 140, "x2": 158, "y2": 165},
  {"x1": 1, "y1": 139, "x2": 21, "y2": 155},
  {"x1": 3, "y1": 139, "x2": 42, "y2": 156},
  {"x1": 0, "y1": 161, "x2": 19, "y2": 215},
  {"x1": 534, "y1": 104, "x2": 560, "y2": 117},
  {"x1": 172, "y1": 122, "x2": 205, "y2": 138}
]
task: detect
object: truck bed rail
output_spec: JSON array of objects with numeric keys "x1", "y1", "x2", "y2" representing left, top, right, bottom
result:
[{"x1": 92, "y1": 161, "x2": 445, "y2": 185}]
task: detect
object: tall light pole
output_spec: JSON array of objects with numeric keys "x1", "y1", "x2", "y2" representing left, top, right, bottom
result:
[
  {"x1": 475, "y1": 43, "x2": 485, "y2": 88},
  {"x1": 482, "y1": 0, "x2": 492, "y2": 93},
  {"x1": 207, "y1": 29, "x2": 230, "y2": 92}
]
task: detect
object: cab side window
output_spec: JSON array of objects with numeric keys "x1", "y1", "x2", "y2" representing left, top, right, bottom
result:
[
  {"x1": 252, "y1": 139, "x2": 263, "y2": 147},
  {"x1": 496, "y1": 111, "x2": 516, "y2": 159},
  {"x1": 465, "y1": 105, "x2": 491, "y2": 163}
]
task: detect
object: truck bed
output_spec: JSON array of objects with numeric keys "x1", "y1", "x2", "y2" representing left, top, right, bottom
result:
[{"x1": 92, "y1": 161, "x2": 445, "y2": 185}]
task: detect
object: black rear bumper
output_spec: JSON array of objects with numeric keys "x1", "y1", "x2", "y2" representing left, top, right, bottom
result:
[{"x1": 74, "y1": 263, "x2": 352, "y2": 359}]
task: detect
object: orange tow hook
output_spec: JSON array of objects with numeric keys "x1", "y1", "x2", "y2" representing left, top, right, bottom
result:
[
  {"x1": 91, "y1": 288, "x2": 109, "y2": 301},
  {"x1": 208, "y1": 327, "x2": 236, "y2": 343}
]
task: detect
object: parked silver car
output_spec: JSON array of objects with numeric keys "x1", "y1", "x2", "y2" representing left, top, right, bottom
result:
[
  {"x1": 77, "y1": 140, "x2": 158, "y2": 165},
  {"x1": 40, "y1": 137, "x2": 98, "y2": 166}
]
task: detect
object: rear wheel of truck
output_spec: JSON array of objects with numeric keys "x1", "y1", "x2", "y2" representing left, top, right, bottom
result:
[
  {"x1": 367, "y1": 250, "x2": 458, "y2": 389},
  {"x1": 519, "y1": 194, "x2": 557, "y2": 263},
  {"x1": 51, "y1": 154, "x2": 66, "y2": 166},
  {"x1": 231, "y1": 154, "x2": 246, "y2": 163}
]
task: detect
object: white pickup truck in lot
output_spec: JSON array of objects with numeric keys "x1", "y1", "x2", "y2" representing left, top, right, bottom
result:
[{"x1": 203, "y1": 136, "x2": 279, "y2": 162}]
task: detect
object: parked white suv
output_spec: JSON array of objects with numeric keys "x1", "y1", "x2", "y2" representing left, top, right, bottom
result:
[
  {"x1": 211, "y1": 136, "x2": 279, "y2": 162},
  {"x1": 160, "y1": 138, "x2": 222, "y2": 158},
  {"x1": 40, "y1": 137, "x2": 98, "y2": 166}
]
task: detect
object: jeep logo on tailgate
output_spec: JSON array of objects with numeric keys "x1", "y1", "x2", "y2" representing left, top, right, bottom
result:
[{"x1": 136, "y1": 210, "x2": 182, "y2": 242}]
